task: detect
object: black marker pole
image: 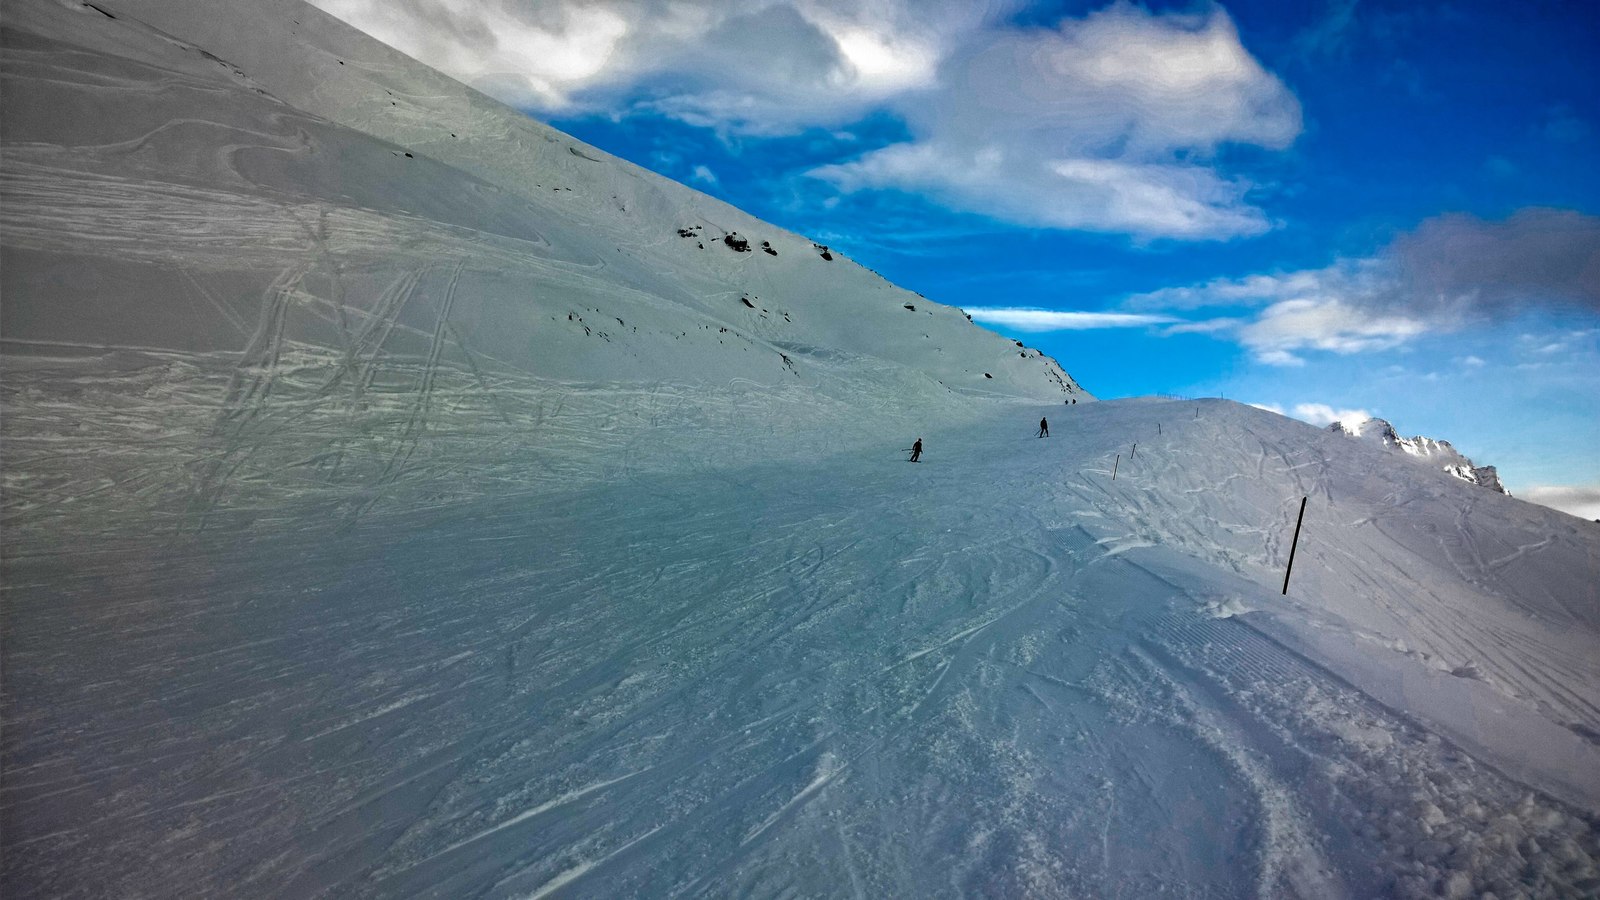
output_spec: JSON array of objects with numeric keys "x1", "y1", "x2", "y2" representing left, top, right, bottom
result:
[{"x1": 1282, "y1": 496, "x2": 1307, "y2": 595}]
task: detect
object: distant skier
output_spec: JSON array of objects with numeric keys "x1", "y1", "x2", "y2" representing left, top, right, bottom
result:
[
  {"x1": 1037, "y1": 417, "x2": 1049, "y2": 438},
  {"x1": 908, "y1": 438, "x2": 922, "y2": 463}
]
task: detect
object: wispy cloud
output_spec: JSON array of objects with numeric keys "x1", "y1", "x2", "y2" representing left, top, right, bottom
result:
[
  {"x1": 1124, "y1": 265, "x2": 1376, "y2": 312},
  {"x1": 1540, "y1": 104, "x2": 1593, "y2": 145},
  {"x1": 1238, "y1": 299, "x2": 1427, "y2": 365},
  {"x1": 964, "y1": 308, "x2": 1178, "y2": 331},
  {"x1": 1292, "y1": 0, "x2": 1359, "y2": 60},
  {"x1": 1162, "y1": 317, "x2": 1243, "y2": 335}
]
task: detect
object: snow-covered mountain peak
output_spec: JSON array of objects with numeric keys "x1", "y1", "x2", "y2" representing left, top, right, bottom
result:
[{"x1": 1330, "y1": 417, "x2": 1509, "y2": 494}]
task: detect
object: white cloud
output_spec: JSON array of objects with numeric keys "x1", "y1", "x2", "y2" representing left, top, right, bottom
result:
[
  {"x1": 812, "y1": 145, "x2": 1271, "y2": 238},
  {"x1": 1162, "y1": 317, "x2": 1243, "y2": 335},
  {"x1": 1520, "y1": 485, "x2": 1600, "y2": 520},
  {"x1": 310, "y1": 0, "x2": 985, "y2": 128},
  {"x1": 1124, "y1": 265, "x2": 1373, "y2": 311},
  {"x1": 964, "y1": 308, "x2": 1178, "y2": 331},
  {"x1": 690, "y1": 164, "x2": 718, "y2": 185},
  {"x1": 309, "y1": 0, "x2": 1300, "y2": 240},
  {"x1": 1291, "y1": 403, "x2": 1371, "y2": 429},
  {"x1": 1128, "y1": 272, "x2": 1428, "y2": 365},
  {"x1": 1249, "y1": 401, "x2": 1285, "y2": 415},
  {"x1": 1255, "y1": 348, "x2": 1305, "y2": 367},
  {"x1": 311, "y1": 0, "x2": 638, "y2": 109},
  {"x1": 1238, "y1": 298, "x2": 1427, "y2": 363},
  {"x1": 814, "y1": 3, "x2": 1300, "y2": 239},
  {"x1": 1118, "y1": 208, "x2": 1600, "y2": 364}
]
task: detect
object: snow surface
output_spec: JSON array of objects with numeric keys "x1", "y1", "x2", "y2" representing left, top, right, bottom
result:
[{"x1": 4, "y1": 1, "x2": 1600, "y2": 898}]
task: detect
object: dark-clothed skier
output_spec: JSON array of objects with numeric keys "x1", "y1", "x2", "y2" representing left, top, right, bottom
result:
[
  {"x1": 1038, "y1": 417, "x2": 1049, "y2": 438},
  {"x1": 908, "y1": 438, "x2": 922, "y2": 463}
]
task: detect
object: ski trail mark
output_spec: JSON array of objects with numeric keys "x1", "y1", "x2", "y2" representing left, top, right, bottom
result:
[
  {"x1": 514, "y1": 826, "x2": 665, "y2": 900},
  {"x1": 411, "y1": 766, "x2": 650, "y2": 868},
  {"x1": 739, "y1": 751, "x2": 846, "y2": 847}
]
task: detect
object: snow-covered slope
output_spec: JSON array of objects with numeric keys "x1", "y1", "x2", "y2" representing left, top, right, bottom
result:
[
  {"x1": 4, "y1": 2, "x2": 1598, "y2": 898},
  {"x1": 1331, "y1": 417, "x2": 1509, "y2": 494},
  {"x1": 2, "y1": 0, "x2": 1085, "y2": 547},
  {"x1": 2, "y1": 0, "x2": 1082, "y2": 397},
  {"x1": 7, "y1": 396, "x2": 1598, "y2": 898}
]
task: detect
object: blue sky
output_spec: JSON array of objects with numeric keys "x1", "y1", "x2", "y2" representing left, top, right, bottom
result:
[{"x1": 315, "y1": 0, "x2": 1598, "y2": 514}]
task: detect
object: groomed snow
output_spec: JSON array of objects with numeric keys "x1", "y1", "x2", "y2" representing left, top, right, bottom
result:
[{"x1": 3, "y1": 1, "x2": 1598, "y2": 898}]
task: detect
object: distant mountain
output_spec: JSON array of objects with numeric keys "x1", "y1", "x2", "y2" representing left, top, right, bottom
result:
[{"x1": 1329, "y1": 417, "x2": 1509, "y2": 494}]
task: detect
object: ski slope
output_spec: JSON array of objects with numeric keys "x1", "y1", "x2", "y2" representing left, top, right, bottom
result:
[
  {"x1": 7, "y1": 399, "x2": 1598, "y2": 898},
  {"x1": 3, "y1": 1, "x2": 1599, "y2": 897}
]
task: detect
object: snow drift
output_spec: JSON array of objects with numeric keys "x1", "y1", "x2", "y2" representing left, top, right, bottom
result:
[{"x1": 3, "y1": 1, "x2": 1597, "y2": 898}]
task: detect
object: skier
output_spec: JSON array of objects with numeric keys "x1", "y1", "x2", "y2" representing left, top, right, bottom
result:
[
  {"x1": 908, "y1": 438, "x2": 922, "y2": 463},
  {"x1": 1037, "y1": 417, "x2": 1049, "y2": 438}
]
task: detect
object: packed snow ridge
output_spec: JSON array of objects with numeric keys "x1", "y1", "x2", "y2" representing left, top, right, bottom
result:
[
  {"x1": 1330, "y1": 417, "x2": 1510, "y2": 495},
  {"x1": 4, "y1": 1, "x2": 1599, "y2": 898}
]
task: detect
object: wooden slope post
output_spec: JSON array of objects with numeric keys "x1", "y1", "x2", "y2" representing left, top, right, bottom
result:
[{"x1": 1112, "y1": 454, "x2": 1120, "y2": 481}]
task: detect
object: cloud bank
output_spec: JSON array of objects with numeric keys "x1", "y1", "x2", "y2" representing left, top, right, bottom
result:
[
  {"x1": 1124, "y1": 208, "x2": 1600, "y2": 364},
  {"x1": 1520, "y1": 485, "x2": 1600, "y2": 521},
  {"x1": 1387, "y1": 207, "x2": 1600, "y2": 319},
  {"x1": 308, "y1": 0, "x2": 1300, "y2": 240}
]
